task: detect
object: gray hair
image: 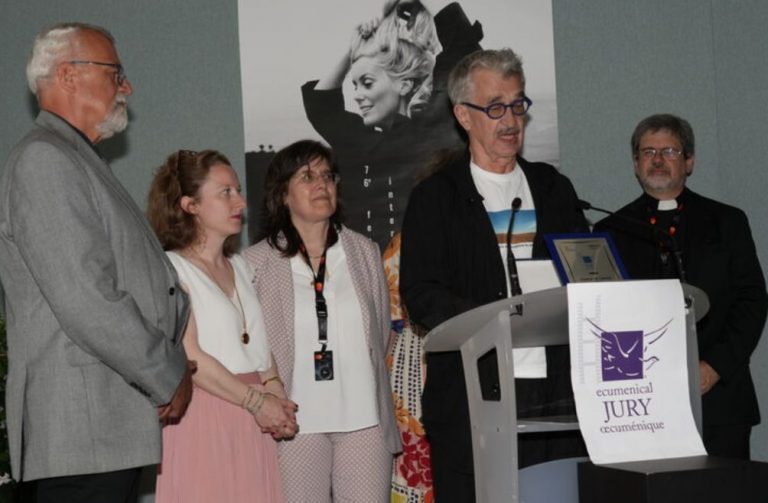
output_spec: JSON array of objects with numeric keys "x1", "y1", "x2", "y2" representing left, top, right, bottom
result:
[
  {"x1": 447, "y1": 48, "x2": 526, "y2": 105},
  {"x1": 26, "y1": 22, "x2": 114, "y2": 94},
  {"x1": 630, "y1": 114, "x2": 695, "y2": 158}
]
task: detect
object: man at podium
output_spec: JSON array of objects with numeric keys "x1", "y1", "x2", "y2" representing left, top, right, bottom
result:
[
  {"x1": 400, "y1": 48, "x2": 588, "y2": 502},
  {"x1": 595, "y1": 113, "x2": 768, "y2": 460}
]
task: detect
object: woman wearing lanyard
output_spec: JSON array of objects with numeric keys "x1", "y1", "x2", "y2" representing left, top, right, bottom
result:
[{"x1": 245, "y1": 140, "x2": 400, "y2": 502}]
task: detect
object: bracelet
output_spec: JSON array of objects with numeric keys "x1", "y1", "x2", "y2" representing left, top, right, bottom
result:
[
  {"x1": 241, "y1": 386, "x2": 257, "y2": 409},
  {"x1": 262, "y1": 376, "x2": 283, "y2": 387},
  {"x1": 246, "y1": 391, "x2": 277, "y2": 415},
  {"x1": 245, "y1": 392, "x2": 266, "y2": 415},
  {"x1": 243, "y1": 389, "x2": 263, "y2": 414}
]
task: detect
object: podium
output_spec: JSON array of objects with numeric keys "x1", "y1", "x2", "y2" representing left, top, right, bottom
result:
[{"x1": 423, "y1": 282, "x2": 708, "y2": 503}]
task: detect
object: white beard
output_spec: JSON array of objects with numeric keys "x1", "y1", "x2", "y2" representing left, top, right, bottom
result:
[{"x1": 95, "y1": 94, "x2": 129, "y2": 140}]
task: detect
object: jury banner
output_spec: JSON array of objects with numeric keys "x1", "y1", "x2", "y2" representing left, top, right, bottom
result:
[{"x1": 568, "y1": 280, "x2": 706, "y2": 464}]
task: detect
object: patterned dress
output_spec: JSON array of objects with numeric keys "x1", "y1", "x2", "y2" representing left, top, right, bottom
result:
[{"x1": 384, "y1": 234, "x2": 433, "y2": 503}]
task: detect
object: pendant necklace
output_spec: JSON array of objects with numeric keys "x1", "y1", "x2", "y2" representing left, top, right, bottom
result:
[
  {"x1": 191, "y1": 251, "x2": 250, "y2": 345},
  {"x1": 232, "y1": 284, "x2": 250, "y2": 345}
]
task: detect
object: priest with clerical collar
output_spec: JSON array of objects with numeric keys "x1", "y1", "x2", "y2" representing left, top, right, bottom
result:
[{"x1": 595, "y1": 113, "x2": 768, "y2": 460}]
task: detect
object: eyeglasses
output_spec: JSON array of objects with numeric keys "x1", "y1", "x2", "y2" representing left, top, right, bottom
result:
[
  {"x1": 68, "y1": 60, "x2": 127, "y2": 86},
  {"x1": 461, "y1": 96, "x2": 532, "y2": 119},
  {"x1": 295, "y1": 170, "x2": 340, "y2": 185},
  {"x1": 638, "y1": 147, "x2": 684, "y2": 160}
]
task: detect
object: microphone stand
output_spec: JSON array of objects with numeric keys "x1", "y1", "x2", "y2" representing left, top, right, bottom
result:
[
  {"x1": 580, "y1": 199, "x2": 689, "y2": 300},
  {"x1": 506, "y1": 197, "x2": 523, "y2": 316}
]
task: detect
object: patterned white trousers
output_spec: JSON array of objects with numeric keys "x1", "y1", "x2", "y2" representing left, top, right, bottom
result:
[{"x1": 278, "y1": 425, "x2": 392, "y2": 503}]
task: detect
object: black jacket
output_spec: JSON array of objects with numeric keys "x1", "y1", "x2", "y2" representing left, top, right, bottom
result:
[
  {"x1": 401, "y1": 152, "x2": 588, "y2": 331},
  {"x1": 595, "y1": 188, "x2": 767, "y2": 427},
  {"x1": 400, "y1": 152, "x2": 587, "y2": 432}
]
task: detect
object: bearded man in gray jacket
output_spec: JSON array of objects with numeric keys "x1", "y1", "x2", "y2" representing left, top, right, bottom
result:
[{"x1": 0, "y1": 22, "x2": 194, "y2": 503}]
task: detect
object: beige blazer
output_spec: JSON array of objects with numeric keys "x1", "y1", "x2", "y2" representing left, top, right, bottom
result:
[{"x1": 244, "y1": 226, "x2": 401, "y2": 453}]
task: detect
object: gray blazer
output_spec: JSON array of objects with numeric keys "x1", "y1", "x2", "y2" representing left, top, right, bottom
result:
[
  {"x1": 0, "y1": 112, "x2": 189, "y2": 481},
  {"x1": 244, "y1": 227, "x2": 401, "y2": 454}
]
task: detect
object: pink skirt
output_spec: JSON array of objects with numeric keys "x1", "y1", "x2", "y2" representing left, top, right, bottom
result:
[{"x1": 155, "y1": 373, "x2": 284, "y2": 503}]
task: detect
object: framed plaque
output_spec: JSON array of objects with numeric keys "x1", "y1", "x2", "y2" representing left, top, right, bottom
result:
[{"x1": 544, "y1": 232, "x2": 628, "y2": 284}]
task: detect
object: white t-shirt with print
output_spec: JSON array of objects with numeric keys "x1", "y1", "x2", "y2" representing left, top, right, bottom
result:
[{"x1": 470, "y1": 161, "x2": 546, "y2": 378}]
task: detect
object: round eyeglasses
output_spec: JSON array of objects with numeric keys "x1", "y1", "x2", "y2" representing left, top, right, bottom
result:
[
  {"x1": 638, "y1": 147, "x2": 684, "y2": 161},
  {"x1": 461, "y1": 96, "x2": 532, "y2": 119}
]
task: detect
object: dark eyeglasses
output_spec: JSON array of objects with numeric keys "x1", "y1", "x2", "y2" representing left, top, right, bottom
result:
[
  {"x1": 68, "y1": 60, "x2": 127, "y2": 86},
  {"x1": 461, "y1": 96, "x2": 532, "y2": 119}
]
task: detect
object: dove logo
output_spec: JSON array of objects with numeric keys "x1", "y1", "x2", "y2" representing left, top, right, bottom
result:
[{"x1": 586, "y1": 318, "x2": 672, "y2": 382}]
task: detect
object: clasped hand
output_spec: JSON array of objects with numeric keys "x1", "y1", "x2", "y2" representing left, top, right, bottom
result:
[{"x1": 253, "y1": 392, "x2": 299, "y2": 440}]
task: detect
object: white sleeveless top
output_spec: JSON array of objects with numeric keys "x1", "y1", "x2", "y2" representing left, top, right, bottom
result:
[{"x1": 168, "y1": 252, "x2": 272, "y2": 373}]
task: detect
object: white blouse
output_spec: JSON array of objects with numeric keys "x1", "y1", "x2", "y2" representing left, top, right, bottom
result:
[
  {"x1": 289, "y1": 241, "x2": 378, "y2": 433},
  {"x1": 168, "y1": 252, "x2": 271, "y2": 373}
]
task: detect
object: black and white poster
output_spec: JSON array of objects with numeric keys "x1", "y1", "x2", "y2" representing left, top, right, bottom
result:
[{"x1": 238, "y1": 0, "x2": 558, "y2": 250}]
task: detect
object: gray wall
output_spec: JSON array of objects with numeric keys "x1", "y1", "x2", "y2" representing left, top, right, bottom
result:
[
  {"x1": 0, "y1": 0, "x2": 245, "y2": 208},
  {"x1": 1, "y1": 0, "x2": 767, "y2": 463}
]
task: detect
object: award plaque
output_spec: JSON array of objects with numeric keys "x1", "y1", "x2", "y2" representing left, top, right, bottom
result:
[{"x1": 544, "y1": 232, "x2": 628, "y2": 284}]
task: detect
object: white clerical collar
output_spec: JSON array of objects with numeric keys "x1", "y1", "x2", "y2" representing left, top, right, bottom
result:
[{"x1": 657, "y1": 199, "x2": 678, "y2": 211}]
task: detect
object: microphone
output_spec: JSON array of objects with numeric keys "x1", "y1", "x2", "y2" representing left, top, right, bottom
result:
[
  {"x1": 578, "y1": 199, "x2": 624, "y2": 216},
  {"x1": 506, "y1": 198, "x2": 523, "y2": 311},
  {"x1": 580, "y1": 199, "x2": 687, "y2": 284}
]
